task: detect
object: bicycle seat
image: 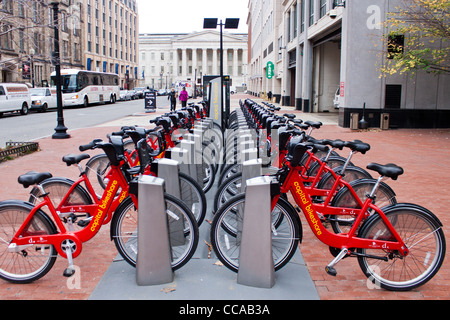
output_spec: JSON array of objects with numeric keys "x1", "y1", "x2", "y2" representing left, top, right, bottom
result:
[
  {"x1": 62, "y1": 154, "x2": 90, "y2": 166},
  {"x1": 18, "y1": 171, "x2": 52, "y2": 188},
  {"x1": 322, "y1": 139, "x2": 345, "y2": 150},
  {"x1": 304, "y1": 121, "x2": 322, "y2": 129},
  {"x1": 283, "y1": 113, "x2": 296, "y2": 119},
  {"x1": 344, "y1": 140, "x2": 371, "y2": 154},
  {"x1": 366, "y1": 163, "x2": 404, "y2": 180}
]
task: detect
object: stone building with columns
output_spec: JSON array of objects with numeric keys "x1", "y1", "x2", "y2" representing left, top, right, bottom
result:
[{"x1": 138, "y1": 31, "x2": 248, "y2": 92}]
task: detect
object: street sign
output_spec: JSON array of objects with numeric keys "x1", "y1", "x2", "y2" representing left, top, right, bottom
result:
[
  {"x1": 145, "y1": 90, "x2": 156, "y2": 113},
  {"x1": 266, "y1": 61, "x2": 274, "y2": 79}
]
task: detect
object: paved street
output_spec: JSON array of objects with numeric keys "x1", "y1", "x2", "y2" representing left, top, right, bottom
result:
[
  {"x1": 0, "y1": 94, "x2": 449, "y2": 301},
  {"x1": 0, "y1": 96, "x2": 170, "y2": 148}
]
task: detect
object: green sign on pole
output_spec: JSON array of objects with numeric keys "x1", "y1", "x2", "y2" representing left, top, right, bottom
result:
[{"x1": 266, "y1": 61, "x2": 274, "y2": 79}]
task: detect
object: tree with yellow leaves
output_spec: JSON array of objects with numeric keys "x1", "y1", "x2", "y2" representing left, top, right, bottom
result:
[{"x1": 381, "y1": 0, "x2": 449, "y2": 76}]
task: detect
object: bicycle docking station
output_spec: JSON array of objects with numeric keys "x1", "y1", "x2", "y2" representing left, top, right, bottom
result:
[
  {"x1": 153, "y1": 158, "x2": 186, "y2": 244},
  {"x1": 135, "y1": 175, "x2": 174, "y2": 286},
  {"x1": 237, "y1": 175, "x2": 276, "y2": 288}
]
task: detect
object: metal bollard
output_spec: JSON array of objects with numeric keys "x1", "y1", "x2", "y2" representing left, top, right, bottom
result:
[
  {"x1": 237, "y1": 159, "x2": 262, "y2": 244},
  {"x1": 240, "y1": 147, "x2": 258, "y2": 162},
  {"x1": 153, "y1": 158, "x2": 185, "y2": 245},
  {"x1": 237, "y1": 176, "x2": 275, "y2": 288},
  {"x1": 136, "y1": 175, "x2": 174, "y2": 286},
  {"x1": 180, "y1": 139, "x2": 203, "y2": 187},
  {"x1": 240, "y1": 159, "x2": 262, "y2": 192}
]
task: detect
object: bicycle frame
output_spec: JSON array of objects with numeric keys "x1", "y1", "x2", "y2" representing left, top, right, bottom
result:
[
  {"x1": 275, "y1": 163, "x2": 409, "y2": 255},
  {"x1": 9, "y1": 161, "x2": 132, "y2": 260}
]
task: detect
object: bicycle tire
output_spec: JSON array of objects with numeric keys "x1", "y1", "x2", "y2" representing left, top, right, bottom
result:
[
  {"x1": 213, "y1": 172, "x2": 242, "y2": 213},
  {"x1": 0, "y1": 201, "x2": 57, "y2": 283},
  {"x1": 84, "y1": 153, "x2": 112, "y2": 199},
  {"x1": 357, "y1": 203, "x2": 446, "y2": 291},
  {"x1": 178, "y1": 172, "x2": 207, "y2": 226},
  {"x1": 28, "y1": 177, "x2": 93, "y2": 206},
  {"x1": 210, "y1": 193, "x2": 301, "y2": 273},
  {"x1": 306, "y1": 155, "x2": 350, "y2": 179},
  {"x1": 317, "y1": 165, "x2": 372, "y2": 190},
  {"x1": 200, "y1": 152, "x2": 216, "y2": 193},
  {"x1": 28, "y1": 177, "x2": 93, "y2": 230},
  {"x1": 329, "y1": 178, "x2": 397, "y2": 233},
  {"x1": 218, "y1": 163, "x2": 240, "y2": 186},
  {"x1": 110, "y1": 195, "x2": 199, "y2": 271}
]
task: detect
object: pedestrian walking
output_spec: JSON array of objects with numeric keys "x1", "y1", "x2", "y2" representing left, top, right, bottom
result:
[
  {"x1": 179, "y1": 87, "x2": 188, "y2": 108},
  {"x1": 168, "y1": 88, "x2": 177, "y2": 111}
]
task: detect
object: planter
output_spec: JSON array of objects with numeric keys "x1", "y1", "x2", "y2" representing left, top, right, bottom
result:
[{"x1": 0, "y1": 142, "x2": 40, "y2": 161}]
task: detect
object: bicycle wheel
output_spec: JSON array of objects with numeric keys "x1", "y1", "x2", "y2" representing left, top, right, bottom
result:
[
  {"x1": 111, "y1": 195, "x2": 199, "y2": 271},
  {"x1": 357, "y1": 204, "x2": 446, "y2": 291},
  {"x1": 0, "y1": 201, "x2": 57, "y2": 283},
  {"x1": 329, "y1": 178, "x2": 397, "y2": 234},
  {"x1": 85, "y1": 153, "x2": 111, "y2": 199},
  {"x1": 178, "y1": 172, "x2": 207, "y2": 226},
  {"x1": 317, "y1": 165, "x2": 372, "y2": 191},
  {"x1": 210, "y1": 193, "x2": 300, "y2": 272},
  {"x1": 218, "y1": 163, "x2": 241, "y2": 186},
  {"x1": 28, "y1": 177, "x2": 93, "y2": 231},
  {"x1": 213, "y1": 172, "x2": 242, "y2": 213},
  {"x1": 307, "y1": 155, "x2": 350, "y2": 180},
  {"x1": 201, "y1": 152, "x2": 216, "y2": 193}
]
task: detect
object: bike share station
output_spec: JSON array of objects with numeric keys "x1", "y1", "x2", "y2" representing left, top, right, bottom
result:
[{"x1": 90, "y1": 77, "x2": 318, "y2": 300}]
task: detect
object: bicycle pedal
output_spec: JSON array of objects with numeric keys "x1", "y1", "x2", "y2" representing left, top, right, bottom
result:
[
  {"x1": 77, "y1": 220, "x2": 89, "y2": 227},
  {"x1": 63, "y1": 267, "x2": 76, "y2": 278},
  {"x1": 325, "y1": 266, "x2": 337, "y2": 276}
]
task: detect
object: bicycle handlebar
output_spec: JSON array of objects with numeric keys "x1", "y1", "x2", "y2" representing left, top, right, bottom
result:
[{"x1": 79, "y1": 139, "x2": 103, "y2": 151}]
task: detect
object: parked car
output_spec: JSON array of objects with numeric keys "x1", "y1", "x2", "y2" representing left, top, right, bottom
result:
[
  {"x1": 134, "y1": 87, "x2": 145, "y2": 99},
  {"x1": 0, "y1": 83, "x2": 31, "y2": 117},
  {"x1": 30, "y1": 88, "x2": 57, "y2": 112},
  {"x1": 157, "y1": 89, "x2": 168, "y2": 96},
  {"x1": 119, "y1": 90, "x2": 133, "y2": 101},
  {"x1": 129, "y1": 89, "x2": 139, "y2": 100}
]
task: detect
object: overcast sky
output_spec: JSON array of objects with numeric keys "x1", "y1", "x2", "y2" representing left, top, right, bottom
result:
[{"x1": 136, "y1": 0, "x2": 249, "y2": 34}]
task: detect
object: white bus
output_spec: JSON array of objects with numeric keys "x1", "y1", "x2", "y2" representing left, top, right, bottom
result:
[{"x1": 50, "y1": 69, "x2": 120, "y2": 107}]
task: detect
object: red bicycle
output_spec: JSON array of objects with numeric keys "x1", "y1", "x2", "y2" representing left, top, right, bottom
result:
[
  {"x1": 211, "y1": 140, "x2": 446, "y2": 291},
  {"x1": 0, "y1": 138, "x2": 199, "y2": 283},
  {"x1": 77, "y1": 128, "x2": 207, "y2": 225}
]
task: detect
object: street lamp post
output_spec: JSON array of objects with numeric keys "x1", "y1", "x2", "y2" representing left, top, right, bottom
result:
[
  {"x1": 29, "y1": 48, "x2": 35, "y2": 88},
  {"x1": 51, "y1": 0, "x2": 70, "y2": 139},
  {"x1": 203, "y1": 18, "x2": 239, "y2": 129}
]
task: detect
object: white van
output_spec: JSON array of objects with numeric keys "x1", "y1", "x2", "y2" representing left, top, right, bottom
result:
[
  {"x1": 30, "y1": 88, "x2": 57, "y2": 112},
  {"x1": 333, "y1": 87, "x2": 341, "y2": 109},
  {"x1": 0, "y1": 83, "x2": 31, "y2": 117}
]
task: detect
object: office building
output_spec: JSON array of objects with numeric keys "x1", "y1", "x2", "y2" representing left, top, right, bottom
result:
[{"x1": 247, "y1": 0, "x2": 449, "y2": 128}]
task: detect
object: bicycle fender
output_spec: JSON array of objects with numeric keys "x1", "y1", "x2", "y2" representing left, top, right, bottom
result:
[
  {"x1": 358, "y1": 202, "x2": 443, "y2": 238},
  {"x1": 381, "y1": 203, "x2": 443, "y2": 227},
  {"x1": 278, "y1": 196, "x2": 303, "y2": 243}
]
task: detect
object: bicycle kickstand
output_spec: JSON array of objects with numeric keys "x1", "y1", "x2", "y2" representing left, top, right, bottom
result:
[{"x1": 325, "y1": 248, "x2": 348, "y2": 276}]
